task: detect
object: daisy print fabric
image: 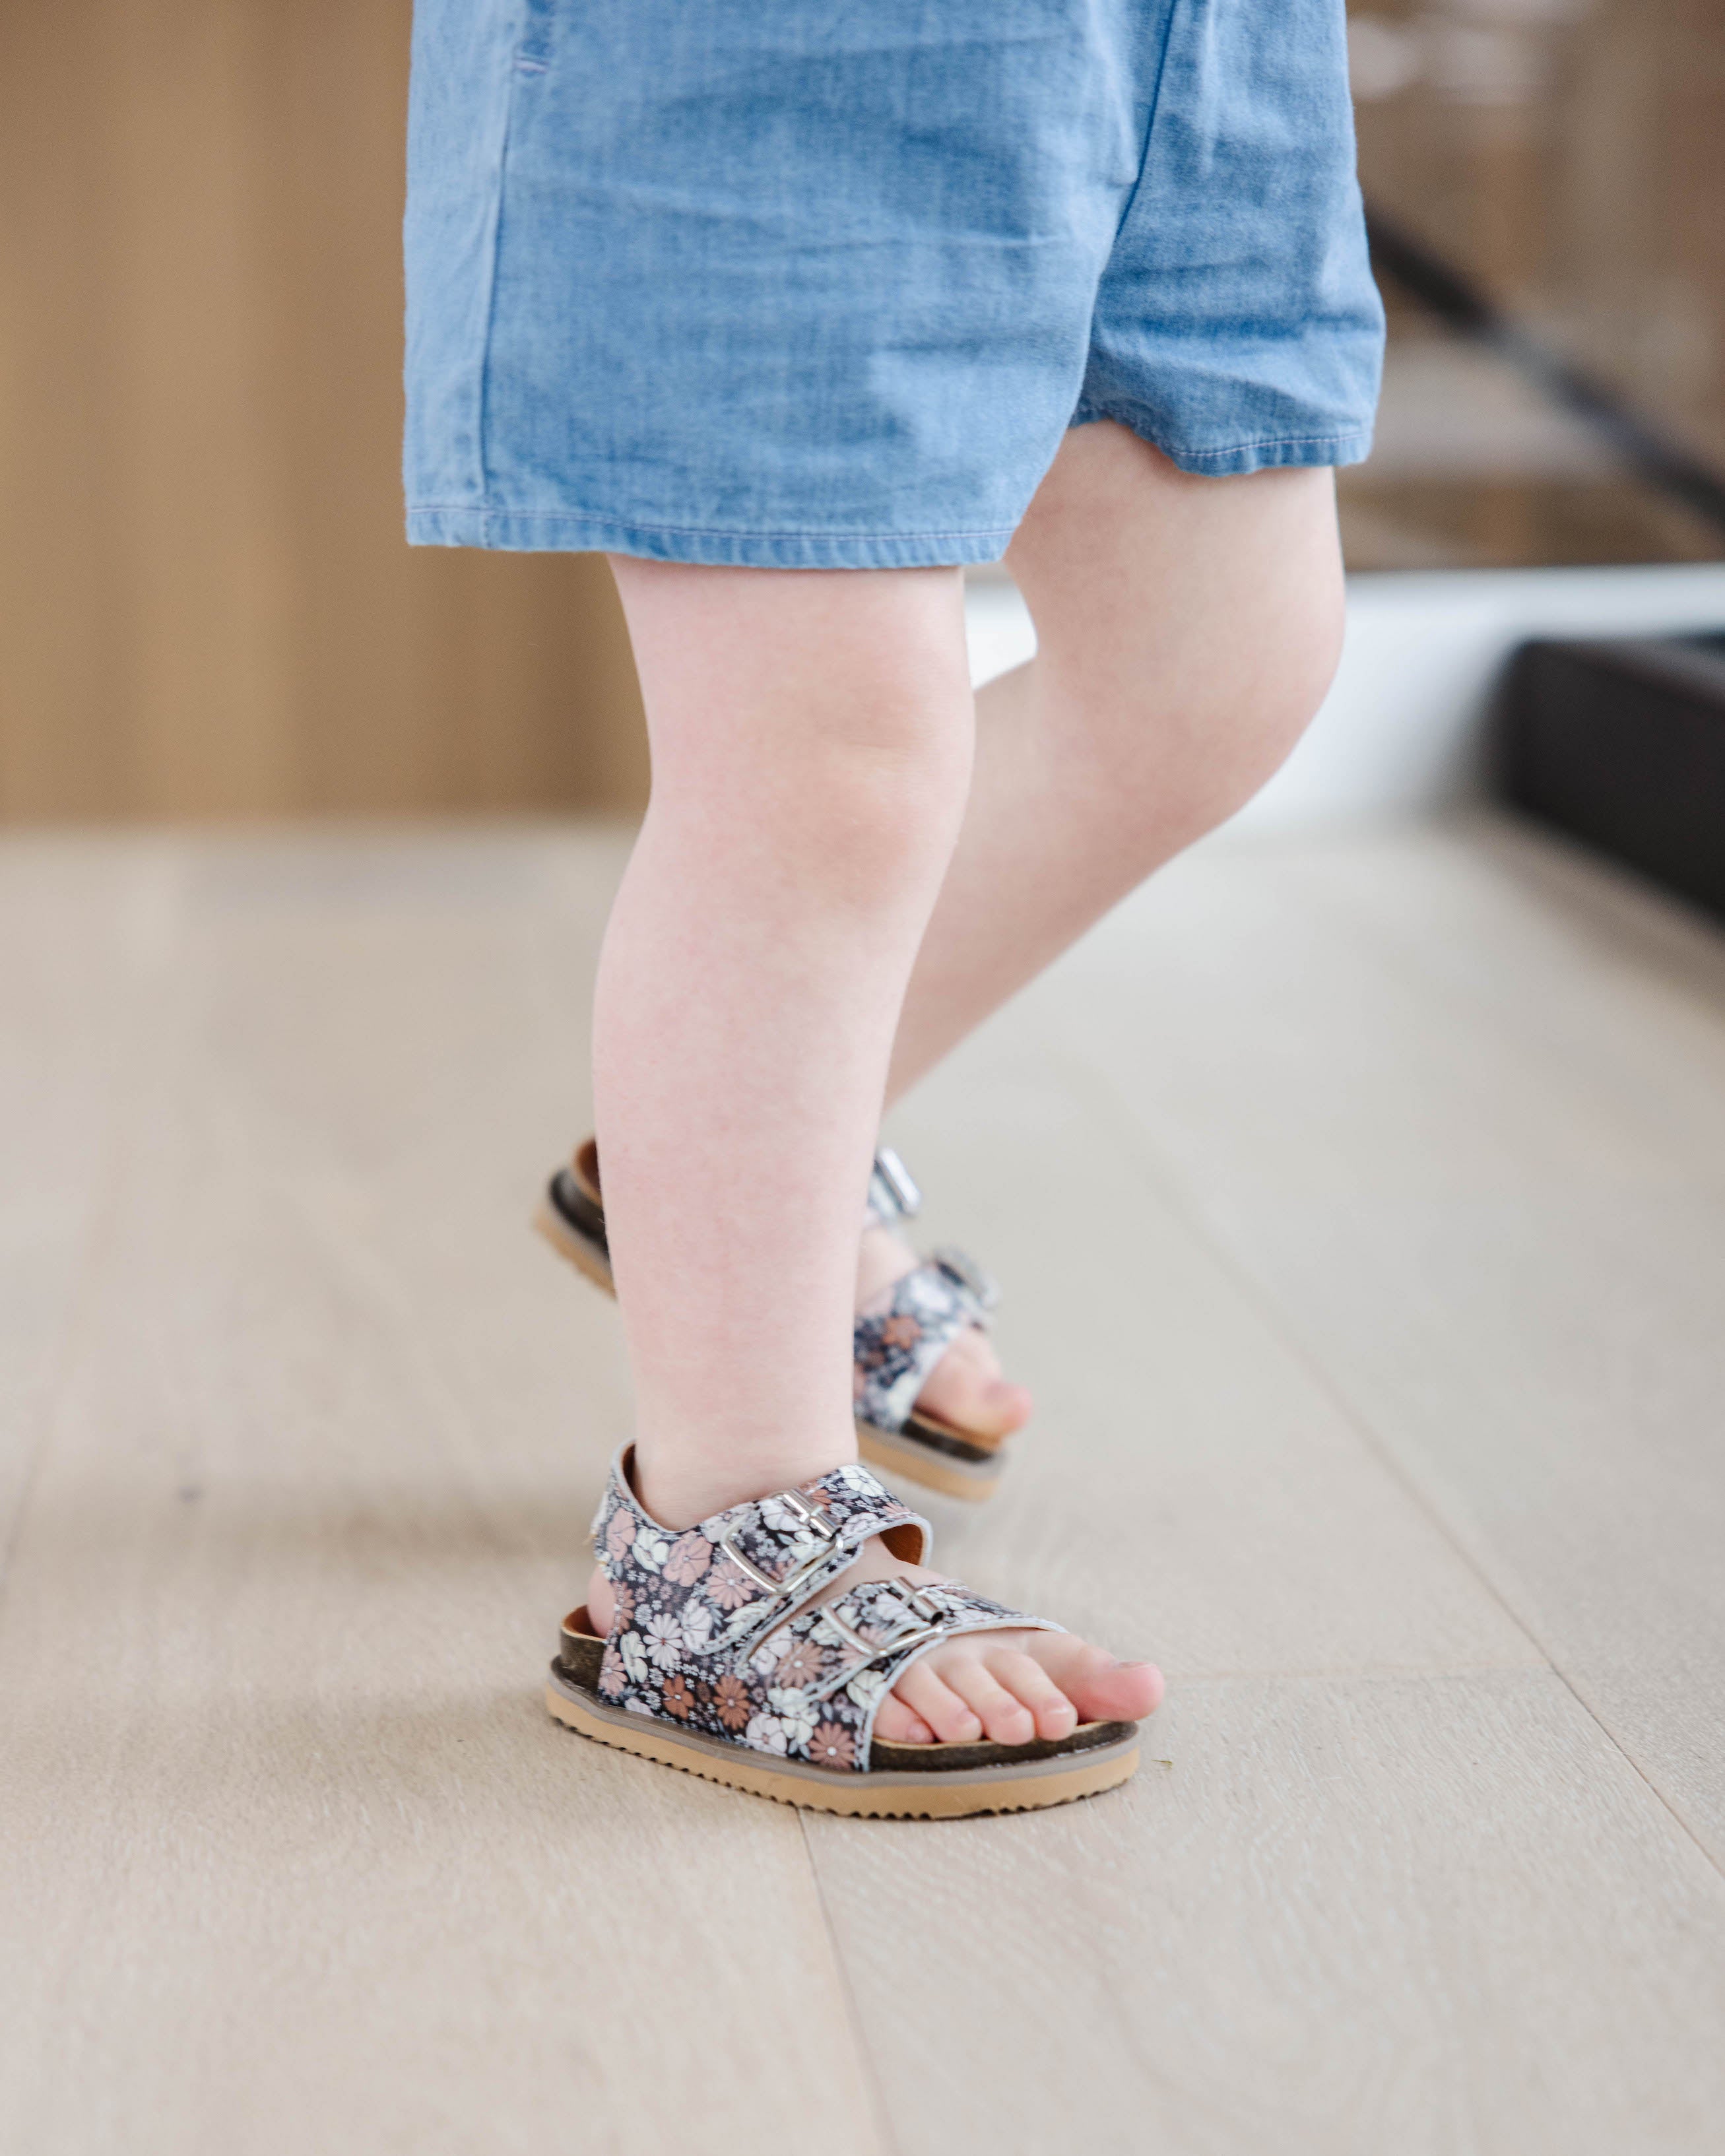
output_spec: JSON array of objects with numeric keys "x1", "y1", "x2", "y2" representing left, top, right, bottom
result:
[
  {"x1": 589, "y1": 1452, "x2": 1056, "y2": 1772},
  {"x1": 852, "y1": 1255, "x2": 994, "y2": 1435}
]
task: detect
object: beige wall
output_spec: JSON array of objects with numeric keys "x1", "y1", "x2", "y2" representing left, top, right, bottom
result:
[{"x1": 0, "y1": 0, "x2": 647, "y2": 822}]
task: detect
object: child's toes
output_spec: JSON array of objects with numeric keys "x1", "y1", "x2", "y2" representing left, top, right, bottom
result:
[
  {"x1": 872, "y1": 1694, "x2": 935, "y2": 1744},
  {"x1": 986, "y1": 1650, "x2": 1078, "y2": 1741},
  {"x1": 946, "y1": 1663, "x2": 1037, "y2": 1746},
  {"x1": 894, "y1": 1661, "x2": 984, "y2": 1744}
]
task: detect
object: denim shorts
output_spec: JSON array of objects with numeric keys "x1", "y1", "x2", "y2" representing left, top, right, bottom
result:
[{"x1": 403, "y1": 0, "x2": 1384, "y2": 569}]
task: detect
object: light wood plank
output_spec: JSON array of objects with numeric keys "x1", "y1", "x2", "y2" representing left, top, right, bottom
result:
[
  {"x1": 0, "y1": 828, "x2": 876, "y2": 2156},
  {"x1": 9, "y1": 818, "x2": 1725, "y2": 2156},
  {"x1": 1195, "y1": 1185, "x2": 1725, "y2": 1867},
  {"x1": 1008, "y1": 814, "x2": 1725, "y2": 1860},
  {"x1": 884, "y1": 1048, "x2": 1540, "y2": 1682},
  {"x1": 810, "y1": 1672, "x2": 1725, "y2": 2156},
  {"x1": 833, "y1": 815, "x2": 1725, "y2": 2149},
  {"x1": 1022, "y1": 823, "x2": 1691, "y2": 1208},
  {"x1": 1275, "y1": 816, "x2": 1725, "y2": 1181},
  {"x1": 0, "y1": 838, "x2": 181, "y2": 1556}
]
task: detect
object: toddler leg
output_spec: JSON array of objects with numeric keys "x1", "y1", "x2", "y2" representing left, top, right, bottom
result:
[
  {"x1": 586, "y1": 558, "x2": 1162, "y2": 1746},
  {"x1": 888, "y1": 421, "x2": 1346, "y2": 1097},
  {"x1": 594, "y1": 562, "x2": 973, "y2": 1527}
]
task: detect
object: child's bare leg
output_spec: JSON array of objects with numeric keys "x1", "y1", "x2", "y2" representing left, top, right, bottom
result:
[
  {"x1": 877, "y1": 422, "x2": 1346, "y2": 1437},
  {"x1": 588, "y1": 559, "x2": 1161, "y2": 1747},
  {"x1": 893, "y1": 421, "x2": 1346, "y2": 1097}
]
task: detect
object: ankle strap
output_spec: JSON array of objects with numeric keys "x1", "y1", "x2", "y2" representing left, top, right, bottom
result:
[
  {"x1": 591, "y1": 1449, "x2": 930, "y2": 1661},
  {"x1": 853, "y1": 1251, "x2": 997, "y2": 1433}
]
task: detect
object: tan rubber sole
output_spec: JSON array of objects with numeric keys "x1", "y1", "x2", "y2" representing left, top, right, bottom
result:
[
  {"x1": 533, "y1": 1196, "x2": 614, "y2": 1293},
  {"x1": 534, "y1": 1192, "x2": 1006, "y2": 1502},
  {"x1": 855, "y1": 1421, "x2": 1000, "y2": 1501},
  {"x1": 545, "y1": 1679, "x2": 1139, "y2": 1818}
]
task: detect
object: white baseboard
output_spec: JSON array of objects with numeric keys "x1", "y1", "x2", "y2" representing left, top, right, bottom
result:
[{"x1": 964, "y1": 563, "x2": 1725, "y2": 830}]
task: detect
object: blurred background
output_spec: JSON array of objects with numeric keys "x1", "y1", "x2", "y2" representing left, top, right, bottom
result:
[
  {"x1": 1343, "y1": 0, "x2": 1725, "y2": 572},
  {"x1": 0, "y1": 0, "x2": 646, "y2": 824},
  {"x1": 1, "y1": 0, "x2": 1722, "y2": 822}
]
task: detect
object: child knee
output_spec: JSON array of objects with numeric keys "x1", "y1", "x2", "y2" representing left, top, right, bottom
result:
[
  {"x1": 781, "y1": 715, "x2": 972, "y2": 899},
  {"x1": 1080, "y1": 588, "x2": 1344, "y2": 851}
]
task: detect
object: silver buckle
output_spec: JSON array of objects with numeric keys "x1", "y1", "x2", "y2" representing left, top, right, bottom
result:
[
  {"x1": 932, "y1": 1244, "x2": 999, "y2": 1315},
  {"x1": 716, "y1": 1490, "x2": 842, "y2": 1627},
  {"x1": 877, "y1": 1577, "x2": 947, "y2": 1626},
  {"x1": 805, "y1": 1579, "x2": 950, "y2": 1702},
  {"x1": 872, "y1": 1146, "x2": 922, "y2": 1220},
  {"x1": 777, "y1": 1489, "x2": 839, "y2": 1540}
]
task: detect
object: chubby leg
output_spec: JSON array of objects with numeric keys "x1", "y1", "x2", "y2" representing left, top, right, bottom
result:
[
  {"x1": 588, "y1": 559, "x2": 1163, "y2": 1744},
  {"x1": 875, "y1": 422, "x2": 1346, "y2": 1436},
  {"x1": 594, "y1": 563, "x2": 973, "y2": 1520},
  {"x1": 891, "y1": 421, "x2": 1346, "y2": 1097}
]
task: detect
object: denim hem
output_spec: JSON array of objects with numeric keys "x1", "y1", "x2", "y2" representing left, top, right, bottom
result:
[
  {"x1": 406, "y1": 505, "x2": 1015, "y2": 566},
  {"x1": 1070, "y1": 401, "x2": 1375, "y2": 475}
]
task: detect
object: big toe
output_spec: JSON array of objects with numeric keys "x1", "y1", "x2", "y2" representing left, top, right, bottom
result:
[
  {"x1": 1062, "y1": 1645, "x2": 1165, "y2": 1724},
  {"x1": 915, "y1": 1333, "x2": 1033, "y2": 1441}
]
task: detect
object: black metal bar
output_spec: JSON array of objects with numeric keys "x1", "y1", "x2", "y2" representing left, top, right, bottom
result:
[
  {"x1": 1364, "y1": 203, "x2": 1725, "y2": 539},
  {"x1": 1499, "y1": 635, "x2": 1725, "y2": 920}
]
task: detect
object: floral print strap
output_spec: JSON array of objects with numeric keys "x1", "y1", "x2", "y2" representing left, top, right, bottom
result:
[
  {"x1": 852, "y1": 1252, "x2": 999, "y2": 1434},
  {"x1": 588, "y1": 1452, "x2": 1057, "y2": 1773},
  {"x1": 593, "y1": 1450, "x2": 929, "y2": 1668},
  {"x1": 742, "y1": 1577, "x2": 1060, "y2": 1769}
]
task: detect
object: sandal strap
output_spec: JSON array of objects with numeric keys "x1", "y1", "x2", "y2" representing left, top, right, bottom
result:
[
  {"x1": 740, "y1": 1581, "x2": 1058, "y2": 1769},
  {"x1": 591, "y1": 1449, "x2": 930, "y2": 1666},
  {"x1": 863, "y1": 1145, "x2": 921, "y2": 1230},
  {"x1": 596, "y1": 1526, "x2": 1058, "y2": 1775},
  {"x1": 852, "y1": 1253, "x2": 999, "y2": 1433},
  {"x1": 752, "y1": 1573, "x2": 1058, "y2": 1711}
]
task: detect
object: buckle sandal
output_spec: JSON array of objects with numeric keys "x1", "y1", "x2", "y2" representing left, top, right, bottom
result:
[
  {"x1": 535, "y1": 1139, "x2": 1015, "y2": 1502},
  {"x1": 546, "y1": 1449, "x2": 1142, "y2": 1817}
]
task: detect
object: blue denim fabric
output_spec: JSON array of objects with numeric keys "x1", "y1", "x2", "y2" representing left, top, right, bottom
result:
[{"x1": 405, "y1": 0, "x2": 1383, "y2": 568}]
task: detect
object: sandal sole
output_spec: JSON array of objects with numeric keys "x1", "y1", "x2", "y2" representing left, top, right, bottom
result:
[
  {"x1": 534, "y1": 1187, "x2": 1008, "y2": 1502},
  {"x1": 855, "y1": 1420, "x2": 1000, "y2": 1501},
  {"x1": 533, "y1": 1194, "x2": 615, "y2": 1293},
  {"x1": 544, "y1": 1670, "x2": 1139, "y2": 1818}
]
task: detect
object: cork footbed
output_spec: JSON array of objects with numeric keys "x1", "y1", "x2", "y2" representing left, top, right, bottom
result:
[
  {"x1": 855, "y1": 1421, "x2": 1001, "y2": 1501},
  {"x1": 533, "y1": 1153, "x2": 1009, "y2": 1502},
  {"x1": 548, "y1": 1619, "x2": 1139, "y2": 1819}
]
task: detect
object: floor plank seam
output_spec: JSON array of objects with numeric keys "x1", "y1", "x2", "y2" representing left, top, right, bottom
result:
[
  {"x1": 1062, "y1": 1045, "x2": 1725, "y2": 1889},
  {"x1": 1165, "y1": 1663, "x2": 1567, "y2": 1683},
  {"x1": 1286, "y1": 833, "x2": 1725, "y2": 1187},
  {"x1": 0, "y1": 1022, "x2": 145, "y2": 1625},
  {"x1": 0, "y1": 845, "x2": 187, "y2": 1624},
  {"x1": 795, "y1": 1812, "x2": 904, "y2": 2156}
]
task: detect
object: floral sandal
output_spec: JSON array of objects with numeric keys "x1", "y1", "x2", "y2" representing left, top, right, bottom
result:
[
  {"x1": 535, "y1": 1139, "x2": 1015, "y2": 1501},
  {"x1": 547, "y1": 1448, "x2": 1142, "y2": 1817}
]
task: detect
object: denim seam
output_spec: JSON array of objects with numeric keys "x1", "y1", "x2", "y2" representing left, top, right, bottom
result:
[
  {"x1": 472, "y1": 4, "x2": 533, "y2": 505},
  {"x1": 1075, "y1": 0, "x2": 1189, "y2": 401},
  {"x1": 1074, "y1": 401, "x2": 1370, "y2": 455},
  {"x1": 1173, "y1": 431, "x2": 1368, "y2": 452},
  {"x1": 1107, "y1": 0, "x2": 1189, "y2": 254},
  {"x1": 407, "y1": 506, "x2": 1020, "y2": 541}
]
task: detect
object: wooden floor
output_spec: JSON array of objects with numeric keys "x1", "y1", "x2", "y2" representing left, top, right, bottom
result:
[{"x1": 3, "y1": 812, "x2": 1724, "y2": 2154}]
